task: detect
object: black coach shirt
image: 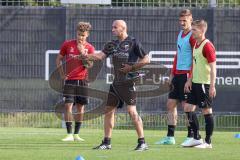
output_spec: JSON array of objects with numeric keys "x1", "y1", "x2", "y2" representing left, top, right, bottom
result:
[{"x1": 104, "y1": 36, "x2": 148, "y2": 83}]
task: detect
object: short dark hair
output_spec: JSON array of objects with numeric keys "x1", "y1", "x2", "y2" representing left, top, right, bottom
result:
[{"x1": 179, "y1": 9, "x2": 192, "y2": 18}]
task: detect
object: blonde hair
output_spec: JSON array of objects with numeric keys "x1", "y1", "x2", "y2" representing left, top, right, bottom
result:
[
  {"x1": 192, "y1": 19, "x2": 208, "y2": 32},
  {"x1": 77, "y1": 22, "x2": 92, "y2": 32}
]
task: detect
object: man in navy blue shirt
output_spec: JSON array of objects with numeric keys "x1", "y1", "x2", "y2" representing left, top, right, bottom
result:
[{"x1": 84, "y1": 20, "x2": 150, "y2": 151}]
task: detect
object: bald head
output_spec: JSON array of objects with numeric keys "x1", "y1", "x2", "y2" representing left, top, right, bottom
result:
[
  {"x1": 112, "y1": 20, "x2": 128, "y2": 40},
  {"x1": 113, "y1": 20, "x2": 127, "y2": 31}
]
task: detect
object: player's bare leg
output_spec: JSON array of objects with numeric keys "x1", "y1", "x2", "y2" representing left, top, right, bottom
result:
[
  {"x1": 93, "y1": 106, "x2": 116, "y2": 150},
  {"x1": 104, "y1": 106, "x2": 116, "y2": 138},
  {"x1": 167, "y1": 99, "x2": 178, "y2": 127},
  {"x1": 155, "y1": 99, "x2": 177, "y2": 145},
  {"x1": 73, "y1": 104, "x2": 85, "y2": 141},
  {"x1": 62, "y1": 103, "x2": 74, "y2": 141},
  {"x1": 127, "y1": 105, "x2": 148, "y2": 151},
  {"x1": 64, "y1": 103, "x2": 74, "y2": 122},
  {"x1": 127, "y1": 105, "x2": 144, "y2": 138},
  {"x1": 75, "y1": 104, "x2": 84, "y2": 122}
]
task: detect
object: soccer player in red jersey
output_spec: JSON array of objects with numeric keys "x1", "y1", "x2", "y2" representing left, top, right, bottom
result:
[{"x1": 56, "y1": 22, "x2": 95, "y2": 141}]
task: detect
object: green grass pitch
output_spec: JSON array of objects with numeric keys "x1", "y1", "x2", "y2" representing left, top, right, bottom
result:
[{"x1": 0, "y1": 128, "x2": 239, "y2": 160}]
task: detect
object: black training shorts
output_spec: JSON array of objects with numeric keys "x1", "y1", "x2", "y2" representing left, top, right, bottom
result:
[
  {"x1": 106, "y1": 81, "x2": 137, "y2": 108},
  {"x1": 63, "y1": 80, "x2": 88, "y2": 105},
  {"x1": 187, "y1": 83, "x2": 213, "y2": 108},
  {"x1": 168, "y1": 74, "x2": 188, "y2": 101}
]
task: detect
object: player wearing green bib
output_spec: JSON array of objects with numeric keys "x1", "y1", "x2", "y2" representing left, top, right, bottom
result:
[{"x1": 183, "y1": 20, "x2": 216, "y2": 149}]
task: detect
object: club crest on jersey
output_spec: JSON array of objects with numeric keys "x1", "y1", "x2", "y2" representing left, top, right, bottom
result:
[
  {"x1": 124, "y1": 44, "x2": 130, "y2": 51},
  {"x1": 70, "y1": 47, "x2": 74, "y2": 53}
]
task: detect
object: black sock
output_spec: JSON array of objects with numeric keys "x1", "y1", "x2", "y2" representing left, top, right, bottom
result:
[
  {"x1": 187, "y1": 126, "x2": 194, "y2": 138},
  {"x1": 167, "y1": 125, "x2": 175, "y2": 137},
  {"x1": 66, "y1": 122, "x2": 72, "y2": 134},
  {"x1": 138, "y1": 137, "x2": 145, "y2": 144},
  {"x1": 103, "y1": 137, "x2": 111, "y2": 145},
  {"x1": 185, "y1": 112, "x2": 194, "y2": 138},
  {"x1": 187, "y1": 112, "x2": 201, "y2": 140},
  {"x1": 204, "y1": 114, "x2": 214, "y2": 144},
  {"x1": 74, "y1": 122, "x2": 82, "y2": 134}
]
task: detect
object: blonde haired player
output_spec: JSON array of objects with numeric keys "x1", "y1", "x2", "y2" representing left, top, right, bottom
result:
[{"x1": 183, "y1": 19, "x2": 216, "y2": 148}]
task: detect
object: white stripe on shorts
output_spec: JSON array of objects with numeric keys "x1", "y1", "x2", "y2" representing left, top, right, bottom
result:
[{"x1": 201, "y1": 84, "x2": 206, "y2": 94}]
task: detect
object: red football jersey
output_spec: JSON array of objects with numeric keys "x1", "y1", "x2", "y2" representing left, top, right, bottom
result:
[
  {"x1": 194, "y1": 39, "x2": 216, "y2": 63},
  {"x1": 59, "y1": 40, "x2": 95, "y2": 80}
]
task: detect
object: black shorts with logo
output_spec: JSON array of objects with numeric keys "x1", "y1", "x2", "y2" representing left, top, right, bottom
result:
[
  {"x1": 187, "y1": 83, "x2": 213, "y2": 108},
  {"x1": 106, "y1": 81, "x2": 137, "y2": 108},
  {"x1": 168, "y1": 74, "x2": 188, "y2": 101},
  {"x1": 63, "y1": 80, "x2": 88, "y2": 105}
]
